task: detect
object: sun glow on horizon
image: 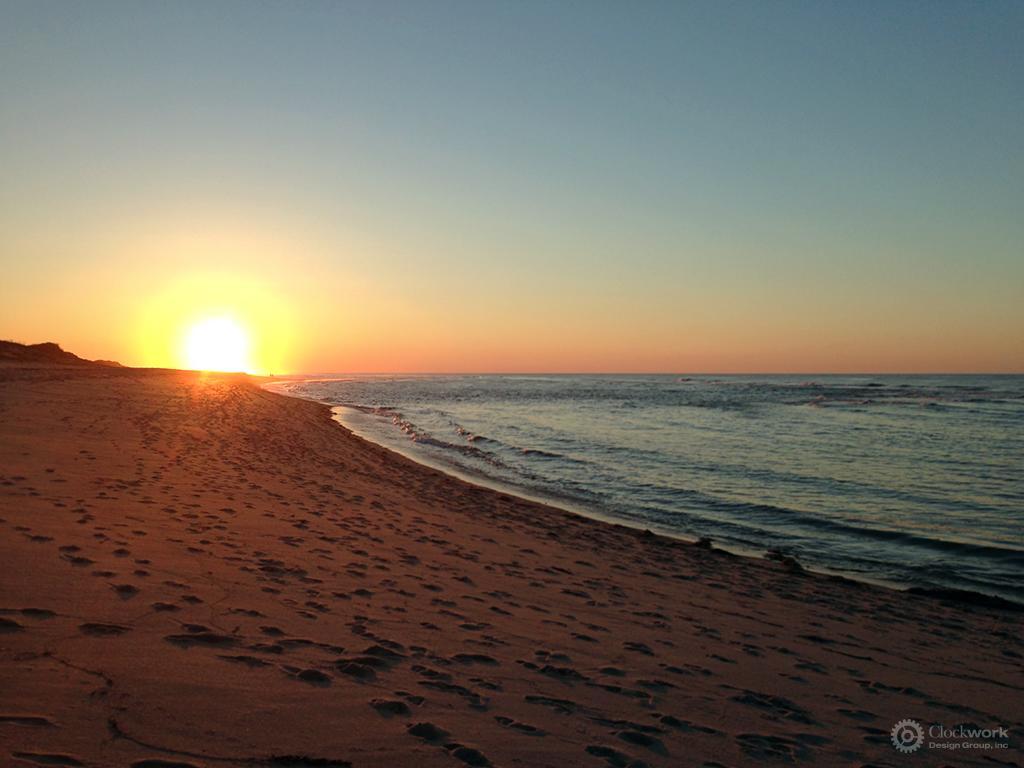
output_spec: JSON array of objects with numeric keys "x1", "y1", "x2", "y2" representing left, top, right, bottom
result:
[
  {"x1": 183, "y1": 316, "x2": 252, "y2": 373},
  {"x1": 134, "y1": 268, "x2": 297, "y2": 375}
]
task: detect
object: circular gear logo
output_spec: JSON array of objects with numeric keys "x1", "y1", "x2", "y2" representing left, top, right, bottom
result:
[{"x1": 891, "y1": 719, "x2": 924, "y2": 753}]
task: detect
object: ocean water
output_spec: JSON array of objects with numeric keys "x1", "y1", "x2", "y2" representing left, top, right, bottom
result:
[{"x1": 274, "y1": 375, "x2": 1024, "y2": 604}]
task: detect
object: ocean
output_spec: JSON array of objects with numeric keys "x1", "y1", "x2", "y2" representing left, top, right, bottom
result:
[{"x1": 272, "y1": 374, "x2": 1024, "y2": 605}]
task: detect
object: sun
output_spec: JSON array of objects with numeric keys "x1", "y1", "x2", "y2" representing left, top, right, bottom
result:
[
  {"x1": 139, "y1": 271, "x2": 294, "y2": 374},
  {"x1": 184, "y1": 316, "x2": 252, "y2": 372}
]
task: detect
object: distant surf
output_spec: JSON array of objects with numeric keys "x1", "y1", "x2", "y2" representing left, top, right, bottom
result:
[{"x1": 271, "y1": 374, "x2": 1024, "y2": 605}]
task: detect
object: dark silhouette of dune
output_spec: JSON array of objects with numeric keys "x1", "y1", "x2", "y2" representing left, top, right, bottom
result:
[{"x1": 0, "y1": 340, "x2": 121, "y2": 366}]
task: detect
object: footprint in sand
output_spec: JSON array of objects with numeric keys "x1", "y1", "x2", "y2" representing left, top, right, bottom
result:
[
  {"x1": 451, "y1": 653, "x2": 498, "y2": 666},
  {"x1": 730, "y1": 690, "x2": 816, "y2": 725},
  {"x1": 0, "y1": 618, "x2": 24, "y2": 633},
  {"x1": 369, "y1": 698, "x2": 410, "y2": 717},
  {"x1": 217, "y1": 654, "x2": 272, "y2": 668},
  {"x1": 394, "y1": 690, "x2": 425, "y2": 706},
  {"x1": 623, "y1": 641, "x2": 654, "y2": 656},
  {"x1": 585, "y1": 745, "x2": 643, "y2": 768},
  {"x1": 111, "y1": 583, "x2": 139, "y2": 599},
  {"x1": 289, "y1": 668, "x2": 332, "y2": 686},
  {"x1": 524, "y1": 694, "x2": 576, "y2": 714},
  {"x1": 0, "y1": 715, "x2": 55, "y2": 726},
  {"x1": 334, "y1": 660, "x2": 376, "y2": 680},
  {"x1": 494, "y1": 716, "x2": 545, "y2": 736},
  {"x1": 837, "y1": 708, "x2": 877, "y2": 722},
  {"x1": 406, "y1": 721, "x2": 449, "y2": 742},
  {"x1": 735, "y1": 733, "x2": 811, "y2": 762},
  {"x1": 657, "y1": 715, "x2": 719, "y2": 735},
  {"x1": 164, "y1": 630, "x2": 237, "y2": 647},
  {"x1": 10, "y1": 753, "x2": 84, "y2": 766},
  {"x1": 617, "y1": 730, "x2": 668, "y2": 755},
  {"x1": 445, "y1": 745, "x2": 491, "y2": 766},
  {"x1": 79, "y1": 622, "x2": 130, "y2": 637}
]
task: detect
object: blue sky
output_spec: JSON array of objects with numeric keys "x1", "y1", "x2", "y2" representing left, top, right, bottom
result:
[{"x1": 2, "y1": 1, "x2": 1022, "y2": 371}]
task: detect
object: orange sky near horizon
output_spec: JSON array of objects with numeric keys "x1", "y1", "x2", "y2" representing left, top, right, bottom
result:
[
  {"x1": 4, "y1": 286, "x2": 1021, "y2": 375},
  {"x1": 1, "y1": 212, "x2": 1019, "y2": 375}
]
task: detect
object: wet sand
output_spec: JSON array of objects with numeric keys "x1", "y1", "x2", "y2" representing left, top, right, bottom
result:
[{"x1": 0, "y1": 364, "x2": 1020, "y2": 767}]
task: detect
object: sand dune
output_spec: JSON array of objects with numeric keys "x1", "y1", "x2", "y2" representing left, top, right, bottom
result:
[{"x1": 0, "y1": 364, "x2": 1020, "y2": 767}]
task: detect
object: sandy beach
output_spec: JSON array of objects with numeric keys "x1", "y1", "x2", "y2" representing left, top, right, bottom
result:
[{"x1": 1, "y1": 362, "x2": 1021, "y2": 767}]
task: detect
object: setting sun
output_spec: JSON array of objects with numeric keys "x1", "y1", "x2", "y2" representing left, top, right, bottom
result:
[
  {"x1": 184, "y1": 316, "x2": 251, "y2": 373},
  {"x1": 132, "y1": 270, "x2": 296, "y2": 375}
]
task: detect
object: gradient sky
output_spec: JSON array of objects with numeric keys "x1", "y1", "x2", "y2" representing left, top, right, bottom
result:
[{"x1": 2, "y1": 1, "x2": 1022, "y2": 373}]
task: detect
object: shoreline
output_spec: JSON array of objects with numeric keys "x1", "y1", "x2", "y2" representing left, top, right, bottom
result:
[
  {"x1": 2, "y1": 364, "x2": 1021, "y2": 766},
  {"x1": 266, "y1": 379, "x2": 1024, "y2": 613}
]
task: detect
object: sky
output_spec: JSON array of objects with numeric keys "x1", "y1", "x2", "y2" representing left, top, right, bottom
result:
[{"x1": 1, "y1": 1, "x2": 1022, "y2": 373}]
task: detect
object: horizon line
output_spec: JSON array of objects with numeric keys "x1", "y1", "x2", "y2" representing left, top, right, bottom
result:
[{"x1": 261, "y1": 370, "x2": 1024, "y2": 377}]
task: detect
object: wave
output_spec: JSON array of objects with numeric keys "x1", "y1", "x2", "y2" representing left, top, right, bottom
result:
[
  {"x1": 678, "y1": 494, "x2": 1024, "y2": 567},
  {"x1": 346, "y1": 405, "x2": 512, "y2": 469},
  {"x1": 520, "y1": 448, "x2": 563, "y2": 458},
  {"x1": 410, "y1": 415, "x2": 573, "y2": 463},
  {"x1": 905, "y1": 587, "x2": 1023, "y2": 612}
]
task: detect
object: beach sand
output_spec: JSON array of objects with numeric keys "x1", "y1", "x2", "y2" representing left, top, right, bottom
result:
[{"x1": 1, "y1": 363, "x2": 1020, "y2": 767}]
